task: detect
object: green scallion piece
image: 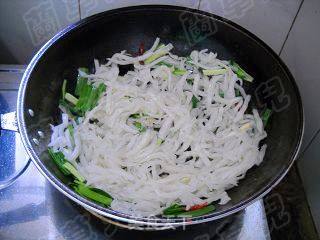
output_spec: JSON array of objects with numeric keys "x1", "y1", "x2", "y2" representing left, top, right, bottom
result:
[
  {"x1": 129, "y1": 112, "x2": 147, "y2": 119},
  {"x1": 72, "y1": 181, "x2": 112, "y2": 206},
  {"x1": 92, "y1": 83, "x2": 106, "y2": 107},
  {"x1": 261, "y1": 108, "x2": 272, "y2": 126},
  {"x1": 48, "y1": 148, "x2": 85, "y2": 182},
  {"x1": 67, "y1": 125, "x2": 75, "y2": 146},
  {"x1": 230, "y1": 61, "x2": 254, "y2": 82},
  {"x1": 48, "y1": 148, "x2": 69, "y2": 175},
  {"x1": 75, "y1": 83, "x2": 106, "y2": 116},
  {"x1": 90, "y1": 187, "x2": 112, "y2": 199},
  {"x1": 59, "y1": 99, "x2": 77, "y2": 118},
  {"x1": 163, "y1": 204, "x2": 186, "y2": 215},
  {"x1": 65, "y1": 93, "x2": 79, "y2": 105},
  {"x1": 156, "y1": 43, "x2": 165, "y2": 50},
  {"x1": 68, "y1": 125, "x2": 74, "y2": 138},
  {"x1": 186, "y1": 79, "x2": 194, "y2": 85},
  {"x1": 157, "y1": 138, "x2": 164, "y2": 145},
  {"x1": 235, "y1": 89, "x2": 241, "y2": 97},
  {"x1": 145, "y1": 44, "x2": 168, "y2": 64},
  {"x1": 202, "y1": 69, "x2": 227, "y2": 76},
  {"x1": 176, "y1": 205, "x2": 215, "y2": 217},
  {"x1": 62, "y1": 79, "x2": 67, "y2": 100},
  {"x1": 185, "y1": 56, "x2": 194, "y2": 66},
  {"x1": 133, "y1": 122, "x2": 146, "y2": 133},
  {"x1": 63, "y1": 162, "x2": 85, "y2": 182},
  {"x1": 191, "y1": 95, "x2": 200, "y2": 108},
  {"x1": 163, "y1": 204, "x2": 216, "y2": 217},
  {"x1": 130, "y1": 113, "x2": 141, "y2": 119},
  {"x1": 173, "y1": 69, "x2": 188, "y2": 76},
  {"x1": 145, "y1": 51, "x2": 167, "y2": 64},
  {"x1": 157, "y1": 61, "x2": 173, "y2": 68},
  {"x1": 75, "y1": 83, "x2": 91, "y2": 114},
  {"x1": 219, "y1": 88, "x2": 239, "y2": 98},
  {"x1": 75, "y1": 67, "x2": 89, "y2": 96}
]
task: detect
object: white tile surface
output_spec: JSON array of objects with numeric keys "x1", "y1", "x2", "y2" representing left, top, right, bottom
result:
[
  {"x1": 280, "y1": 0, "x2": 320, "y2": 232},
  {"x1": 199, "y1": 0, "x2": 302, "y2": 53},
  {"x1": 298, "y1": 131, "x2": 320, "y2": 233},
  {"x1": 79, "y1": 0, "x2": 200, "y2": 19},
  {"x1": 0, "y1": 0, "x2": 80, "y2": 64},
  {"x1": 280, "y1": 0, "x2": 320, "y2": 149}
]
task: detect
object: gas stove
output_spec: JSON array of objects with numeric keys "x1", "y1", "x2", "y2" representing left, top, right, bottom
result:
[{"x1": 0, "y1": 65, "x2": 315, "y2": 240}]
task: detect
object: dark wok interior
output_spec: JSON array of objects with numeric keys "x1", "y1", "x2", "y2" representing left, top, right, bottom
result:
[{"x1": 22, "y1": 6, "x2": 303, "y2": 223}]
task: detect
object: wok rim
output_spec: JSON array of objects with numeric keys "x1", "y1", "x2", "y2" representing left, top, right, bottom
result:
[{"x1": 17, "y1": 5, "x2": 304, "y2": 227}]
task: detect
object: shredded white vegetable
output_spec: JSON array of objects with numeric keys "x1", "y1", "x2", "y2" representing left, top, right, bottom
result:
[{"x1": 49, "y1": 38, "x2": 267, "y2": 217}]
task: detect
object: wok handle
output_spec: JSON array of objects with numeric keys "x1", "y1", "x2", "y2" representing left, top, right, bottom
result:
[
  {"x1": 0, "y1": 111, "x2": 18, "y2": 132},
  {"x1": 0, "y1": 111, "x2": 31, "y2": 190}
]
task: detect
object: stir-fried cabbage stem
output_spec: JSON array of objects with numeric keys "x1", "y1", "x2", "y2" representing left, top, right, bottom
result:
[{"x1": 49, "y1": 38, "x2": 267, "y2": 217}]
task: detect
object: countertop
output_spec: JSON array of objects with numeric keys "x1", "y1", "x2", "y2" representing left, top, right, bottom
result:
[{"x1": 0, "y1": 65, "x2": 318, "y2": 240}]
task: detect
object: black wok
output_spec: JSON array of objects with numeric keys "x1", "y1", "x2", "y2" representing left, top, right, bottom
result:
[{"x1": 5, "y1": 5, "x2": 303, "y2": 228}]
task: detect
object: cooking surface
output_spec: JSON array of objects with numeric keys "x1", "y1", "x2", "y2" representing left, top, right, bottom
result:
[
  {"x1": 0, "y1": 162, "x2": 269, "y2": 240},
  {"x1": 0, "y1": 65, "x2": 270, "y2": 240},
  {"x1": 0, "y1": 65, "x2": 317, "y2": 239}
]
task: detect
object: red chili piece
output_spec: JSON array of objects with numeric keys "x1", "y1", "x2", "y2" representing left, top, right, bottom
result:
[{"x1": 189, "y1": 202, "x2": 208, "y2": 211}]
